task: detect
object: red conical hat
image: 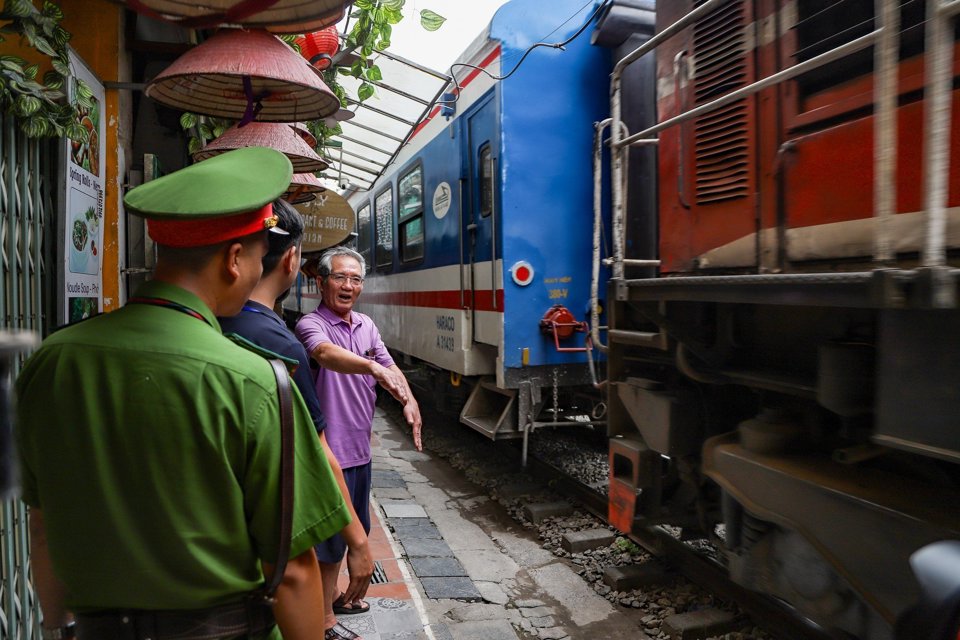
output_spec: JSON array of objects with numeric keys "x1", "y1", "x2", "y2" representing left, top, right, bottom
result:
[
  {"x1": 193, "y1": 122, "x2": 328, "y2": 173},
  {"x1": 145, "y1": 28, "x2": 339, "y2": 122},
  {"x1": 284, "y1": 172, "x2": 326, "y2": 204},
  {"x1": 122, "y1": 0, "x2": 348, "y2": 33}
]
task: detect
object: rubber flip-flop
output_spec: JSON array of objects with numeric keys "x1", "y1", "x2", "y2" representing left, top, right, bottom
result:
[
  {"x1": 332, "y1": 592, "x2": 371, "y2": 615},
  {"x1": 324, "y1": 622, "x2": 361, "y2": 640}
]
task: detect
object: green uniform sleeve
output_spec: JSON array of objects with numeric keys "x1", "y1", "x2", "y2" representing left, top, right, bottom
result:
[{"x1": 242, "y1": 383, "x2": 350, "y2": 561}]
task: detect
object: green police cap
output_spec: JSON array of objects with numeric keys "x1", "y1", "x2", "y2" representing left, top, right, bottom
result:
[{"x1": 124, "y1": 147, "x2": 294, "y2": 248}]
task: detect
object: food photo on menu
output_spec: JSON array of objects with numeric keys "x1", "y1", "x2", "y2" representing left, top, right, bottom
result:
[
  {"x1": 70, "y1": 95, "x2": 100, "y2": 176},
  {"x1": 68, "y1": 193, "x2": 99, "y2": 275}
]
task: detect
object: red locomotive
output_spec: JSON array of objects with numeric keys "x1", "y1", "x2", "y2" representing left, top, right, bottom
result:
[{"x1": 598, "y1": 0, "x2": 960, "y2": 637}]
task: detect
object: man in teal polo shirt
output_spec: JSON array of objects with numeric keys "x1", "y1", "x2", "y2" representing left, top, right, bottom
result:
[{"x1": 16, "y1": 147, "x2": 349, "y2": 640}]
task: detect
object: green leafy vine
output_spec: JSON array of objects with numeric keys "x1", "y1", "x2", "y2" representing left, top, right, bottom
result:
[
  {"x1": 0, "y1": 0, "x2": 92, "y2": 141},
  {"x1": 342, "y1": 0, "x2": 445, "y2": 103}
]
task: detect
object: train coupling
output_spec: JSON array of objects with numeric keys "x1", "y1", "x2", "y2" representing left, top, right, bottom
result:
[{"x1": 539, "y1": 304, "x2": 589, "y2": 353}]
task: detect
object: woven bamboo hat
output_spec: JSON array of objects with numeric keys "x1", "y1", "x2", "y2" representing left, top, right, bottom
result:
[
  {"x1": 193, "y1": 122, "x2": 328, "y2": 173},
  {"x1": 121, "y1": 0, "x2": 349, "y2": 33},
  {"x1": 145, "y1": 29, "x2": 339, "y2": 122},
  {"x1": 264, "y1": 5, "x2": 347, "y2": 35},
  {"x1": 289, "y1": 122, "x2": 318, "y2": 148},
  {"x1": 284, "y1": 172, "x2": 326, "y2": 204}
]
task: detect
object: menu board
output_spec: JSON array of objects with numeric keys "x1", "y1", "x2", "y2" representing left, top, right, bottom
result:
[{"x1": 62, "y1": 52, "x2": 105, "y2": 324}]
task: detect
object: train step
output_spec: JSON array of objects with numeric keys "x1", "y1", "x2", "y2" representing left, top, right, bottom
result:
[{"x1": 459, "y1": 377, "x2": 522, "y2": 440}]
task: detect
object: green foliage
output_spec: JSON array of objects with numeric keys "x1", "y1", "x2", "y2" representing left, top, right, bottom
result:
[
  {"x1": 614, "y1": 537, "x2": 642, "y2": 555},
  {"x1": 0, "y1": 0, "x2": 90, "y2": 141},
  {"x1": 180, "y1": 112, "x2": 231, "y2": 158},
  {"x1": 345, "y1": 0, "x2": 444, "y2": 103},
  {"x1": 419, "y1": 9, "x2": 446, "y2": 32}
]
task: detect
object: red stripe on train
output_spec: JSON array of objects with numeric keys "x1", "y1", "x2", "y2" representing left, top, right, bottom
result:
[{"x1": 359, "y1": 289, "x2": 504, "y2": 313}]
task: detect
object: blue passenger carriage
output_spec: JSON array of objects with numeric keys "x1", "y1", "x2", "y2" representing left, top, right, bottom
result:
[{"x1": 341, "y1": 0, "x2": 613, "y2": 451}]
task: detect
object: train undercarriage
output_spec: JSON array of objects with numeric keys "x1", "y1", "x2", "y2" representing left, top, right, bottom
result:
[{"x1": 605, "y1": 269, "x2": 960, "y2": 639}]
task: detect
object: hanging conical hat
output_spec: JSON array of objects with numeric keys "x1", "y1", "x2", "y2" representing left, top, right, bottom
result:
[
  {"x1": 324, "y1": 108, "x2": 355, "y2": 128},
  {"x1": 145, "y1": 29, "x2": 339, "y2": 122},
  {"x1": 264, "y1": 5, "x2": 347, "y2": 35},
  {"x1": 193, "y1": 122, "x2": 328, "y2": 173},
  {"x1": 284, "y1": 172, "x2": 326, "y2": 204},
  {"x1": 122, "y1": 0, "x2": 348, "y2": 33},
  {"x1": 289, "y1": 122, "x2": 318, "y2": 148}
]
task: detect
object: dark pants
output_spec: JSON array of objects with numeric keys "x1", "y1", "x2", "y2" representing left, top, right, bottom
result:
[{"x1": 314, "y1": 462, "x2": 372, "y2": 564}]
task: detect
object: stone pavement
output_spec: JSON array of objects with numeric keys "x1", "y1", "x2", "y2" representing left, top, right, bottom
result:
[{"x1": 332, "y1": 408, "x2": 647, "y2": 640}]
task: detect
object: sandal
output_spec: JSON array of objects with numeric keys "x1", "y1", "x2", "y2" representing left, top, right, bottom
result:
[
  {"x1": 324, "y1": 622, "x2": 361, "y2": 640},
  {"x1": 332, "y1": 592, "x2": 371, "y2": 615}
]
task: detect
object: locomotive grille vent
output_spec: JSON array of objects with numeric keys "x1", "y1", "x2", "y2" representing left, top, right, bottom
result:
[{"x1": 692, "y1": 0, "x2": 750, "y2": 204}]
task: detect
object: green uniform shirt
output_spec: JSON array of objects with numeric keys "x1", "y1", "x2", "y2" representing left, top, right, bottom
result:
[{"x1": 16, "y1": 280, "x2": 350, "y2": 612}]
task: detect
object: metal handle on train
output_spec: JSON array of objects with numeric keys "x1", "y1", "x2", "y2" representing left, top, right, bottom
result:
[{"x1": 674, "y1": 50, "x2": 691, "y2": 210}]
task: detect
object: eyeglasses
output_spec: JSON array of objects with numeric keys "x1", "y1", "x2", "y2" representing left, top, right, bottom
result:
[{"x1": 328, "y1": 273, "x2": 364, "y2": 286}]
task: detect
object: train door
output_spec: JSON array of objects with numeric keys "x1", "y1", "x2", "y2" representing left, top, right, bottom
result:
[{"x1": 462, "y1": 91, "x2": 499, "y2": 346}]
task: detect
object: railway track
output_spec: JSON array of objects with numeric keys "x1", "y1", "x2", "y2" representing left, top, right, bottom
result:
[
  {"x1": 391, "y1": 398, "x2": 839, "y2": 639},
  {"x1": 518, "y1": 447, "x2": 837, "y2": 640}
]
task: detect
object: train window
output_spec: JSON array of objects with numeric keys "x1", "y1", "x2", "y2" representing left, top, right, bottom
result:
[
  {"x1": 479, "y1": 144, "x2": 493, "y2": 218},
  {"x1": 398, "y1": 164, "x2": 423, "y2": 219},
  {"x1": 398, "y1": 164, "x2": 424, "y2": 262},
  {"x1": 401, "y1": 216, "x2": 424, "y2": 261},
  {"x1": 356, "y1": 202, "x2": 371, "y2": 264},
  {"x1": 374, "y1": 187, "x2": 394, "y2": 269}
]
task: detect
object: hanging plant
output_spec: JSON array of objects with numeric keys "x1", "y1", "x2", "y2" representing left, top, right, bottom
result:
[
  {"x1": 0, "y1": 0, "x2": 92, "y2": 141},
  {"x1": 341, "y1": 0, "x2": 445, "y2": 105}
]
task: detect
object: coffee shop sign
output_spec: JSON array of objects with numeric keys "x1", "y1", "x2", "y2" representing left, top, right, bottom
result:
[{"x1": 296, "y1": 191, "x2": 356, "y2": 252}]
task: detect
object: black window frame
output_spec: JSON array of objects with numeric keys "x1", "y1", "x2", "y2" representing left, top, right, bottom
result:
[
  {"x1": 398, "y1": 161, "x2": 425, "y2": 263},
  {"x1": 355, "y1": 201, "x2": 372, "y2": 264}
]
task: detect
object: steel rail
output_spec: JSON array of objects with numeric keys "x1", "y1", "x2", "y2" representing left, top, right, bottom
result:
[{"x1": 520, "y1": 451, "x2": 834, "y2": 640}]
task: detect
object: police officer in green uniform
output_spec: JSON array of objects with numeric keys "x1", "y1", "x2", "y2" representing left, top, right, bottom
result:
[{"x1": 16, "y1": 147, "x2": 349, "y2": 640}]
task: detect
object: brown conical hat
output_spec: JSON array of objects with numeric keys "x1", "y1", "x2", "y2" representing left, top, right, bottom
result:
[
  {"x1": 145, "y1": 28, "x2": 339, "y2": 122},
  {"x1": 123, "y1": 0, "x2": 348, "y2": 33},
  {"x1": 193, "y1": 122, "x2": 328, "y2": 173},
  {"x1": 284, "y1": 172, "x2": 326, "y2": 204}
]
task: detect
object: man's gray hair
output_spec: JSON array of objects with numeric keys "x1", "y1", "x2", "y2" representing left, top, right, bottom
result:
[{"x1": 318, "y1": 246, "x2": 367, "y2": 277}]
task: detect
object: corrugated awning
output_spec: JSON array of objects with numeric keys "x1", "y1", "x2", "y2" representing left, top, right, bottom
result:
[{"x1": 320, "y1": 46, "x2": 451, "y2": 193}]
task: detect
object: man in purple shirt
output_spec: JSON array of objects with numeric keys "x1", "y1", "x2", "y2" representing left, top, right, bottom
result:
[{"x1": 295, "y1": 246, "x2": 422, "y2": 639}]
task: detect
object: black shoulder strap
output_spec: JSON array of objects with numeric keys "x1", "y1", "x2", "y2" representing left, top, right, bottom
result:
[{"x1": 263, "y1": 358, "x2": 295, "y2": 601}]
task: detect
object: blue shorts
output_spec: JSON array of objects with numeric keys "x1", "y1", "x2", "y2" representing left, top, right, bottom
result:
[{"x1": 314, "y1": 462, "x2": 372, "y2": 564}]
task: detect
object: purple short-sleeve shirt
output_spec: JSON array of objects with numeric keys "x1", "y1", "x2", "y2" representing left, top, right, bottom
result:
[{"x1": 295, "y1": 303, "x2": 395, "y2": 468}]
